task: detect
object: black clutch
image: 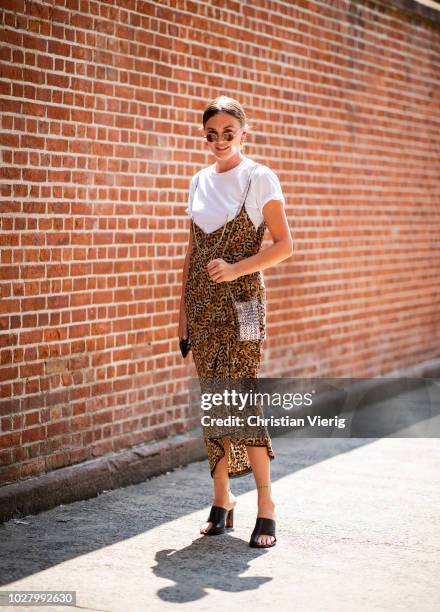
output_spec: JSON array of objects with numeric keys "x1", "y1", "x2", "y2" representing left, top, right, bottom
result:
[{"x1": 179, "y1": 336, "x2": 191, "y2": 358}]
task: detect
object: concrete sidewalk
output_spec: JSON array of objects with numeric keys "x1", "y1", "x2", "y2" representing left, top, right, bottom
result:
[{"x1": 0, "y1": 429, "x2": 439, "y2": 612}]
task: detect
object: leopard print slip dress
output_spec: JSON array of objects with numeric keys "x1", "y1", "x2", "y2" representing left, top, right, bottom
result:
[{"x1": 184, "y1": 162, "x2": 275, "y2": 479}]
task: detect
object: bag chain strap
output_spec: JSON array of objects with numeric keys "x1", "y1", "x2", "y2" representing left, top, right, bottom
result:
[
  {"x1": 190, "y1": 162, "x2": 259, "y2": 306},
  {"x1": 191, "y1": 163, "x2": 257, "y2": 258}
]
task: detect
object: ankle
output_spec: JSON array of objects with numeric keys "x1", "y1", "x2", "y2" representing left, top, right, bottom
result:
[
  {"x1": 213, "y1": 487, "x2": 235, "y2": 506},
  {"x1": 213, "y1": 491, "x2": 233, "y2": 502},
  {"x1": 256, "y1": 485, "x2": 275, "y2": 509},
  {"x1": 213, "y1": 482, "x2": 231, "y2": 496},
  {"x1": 256, "y1": 484, "x2": 274, "y2": 498},
  {"x1": 257, "y1": 495, "x2": 275, "y2": 505}
]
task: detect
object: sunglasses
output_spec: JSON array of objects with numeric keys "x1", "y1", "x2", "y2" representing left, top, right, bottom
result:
[{"x1": 204, "y1": 128, "x2": 241, "y2": 143}]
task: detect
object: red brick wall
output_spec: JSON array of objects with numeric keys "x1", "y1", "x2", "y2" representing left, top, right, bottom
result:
[{"x1": 1, "y1": 0, "x2": 439, "y2": 486}]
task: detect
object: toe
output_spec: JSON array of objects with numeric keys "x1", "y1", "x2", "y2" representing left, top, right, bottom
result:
[{"x1": 257, "y1": 534, "x2": 274, "y2": 546}]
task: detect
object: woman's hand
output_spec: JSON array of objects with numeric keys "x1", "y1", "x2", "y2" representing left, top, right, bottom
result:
[
  {"x1": 207, "y1": 258, "x2": 240, "y2": 283},
  {"x1": 178, "y1": 308, "x2": 189, "y2": 341}
]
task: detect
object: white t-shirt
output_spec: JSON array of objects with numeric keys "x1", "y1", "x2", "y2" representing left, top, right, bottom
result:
[{"x1": 185, "y1": 156, "x2": 285, "y2": 234}]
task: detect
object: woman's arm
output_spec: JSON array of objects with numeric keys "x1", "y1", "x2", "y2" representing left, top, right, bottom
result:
[
  {"x1": 207, "y1": 199, "x2": 293, "y2": 282},
  {"x1": 181, "y1": 225, "x2": 193, "y2": 289},
  {"x1": 178, "y1": 226, "x2": 193, "y2": 339}
]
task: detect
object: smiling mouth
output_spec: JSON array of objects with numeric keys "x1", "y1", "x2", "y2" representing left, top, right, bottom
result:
[{"x1": 216, "y1": 146, "x2": 229, "y2": 151}]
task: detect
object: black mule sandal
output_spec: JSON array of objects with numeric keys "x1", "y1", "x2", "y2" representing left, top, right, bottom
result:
[
  {"x1": 249, "y1": 517, "x2": 277, "y2": 548},
  {"x1": 202, "y1": 505, "x2": 234, "y2": 536}
]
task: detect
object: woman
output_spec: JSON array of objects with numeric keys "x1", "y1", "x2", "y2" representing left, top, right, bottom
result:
[{"x1": 178, "y1": 96, "x2": 293, "y2": 548}]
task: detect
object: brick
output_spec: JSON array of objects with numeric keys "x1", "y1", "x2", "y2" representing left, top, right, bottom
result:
[{"x1": 0, "y1": 0, "x2": 438, "y2": 493}]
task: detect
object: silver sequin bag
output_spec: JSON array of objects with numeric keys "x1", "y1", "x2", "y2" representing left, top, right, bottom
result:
[
  {"x1": 225, "y1": 283, "x2": 263, "y2": 341},
  {"x1": 190, "y1": 162, "x2": 264, "y2": 341},
  {"x1": 232, "y1": 296, "x2": 262, "y2": 340}
]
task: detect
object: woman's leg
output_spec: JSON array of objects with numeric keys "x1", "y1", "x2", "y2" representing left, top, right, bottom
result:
[
  {"x1": 200, "y1": 437, "x2": 237, "y2": 534},
  {"x1": 246, "y1": 446, "x2": 276, "y2": 546}
]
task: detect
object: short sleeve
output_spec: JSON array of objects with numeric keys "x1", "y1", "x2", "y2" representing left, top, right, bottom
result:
[
  {"x1": 185, "y1": 172, "x2": 201, "y2": 217},
  {"x1": 184, "y1": 175, "x2": 195, "y2": 217},
  {"x1": 254, "y1": 166, "x2": 285, "y2": 211}
]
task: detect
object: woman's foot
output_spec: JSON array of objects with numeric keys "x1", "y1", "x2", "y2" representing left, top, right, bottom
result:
[
  {"x1": 200, "y1": 491, "x2": 237, "y2": 534},
  {"x1": 255, "y1": 498, "x2": 276, "y2": 546}
]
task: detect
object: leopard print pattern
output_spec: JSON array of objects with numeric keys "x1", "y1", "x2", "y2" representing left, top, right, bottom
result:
[{"x1": 184, "y1": 165, "x2": 275, "y2": 478}]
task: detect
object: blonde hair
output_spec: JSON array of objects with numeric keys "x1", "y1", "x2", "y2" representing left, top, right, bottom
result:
[{"x1": 200, "y1": 95, "x2": 251, "y2": 151}]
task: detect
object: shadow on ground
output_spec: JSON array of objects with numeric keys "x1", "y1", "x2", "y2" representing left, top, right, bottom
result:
[{"x1": 0, "y1": 379, "x2": 438, "y2": 605}]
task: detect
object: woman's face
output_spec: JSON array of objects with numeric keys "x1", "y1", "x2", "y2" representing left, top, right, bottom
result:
[{"x1": 204, "y1": 112, "x2": 245, "y2": 161}]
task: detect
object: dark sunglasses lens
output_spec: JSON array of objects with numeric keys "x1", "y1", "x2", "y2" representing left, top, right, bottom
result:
[{"x1": 206, "y1": 132, "x2": 236, "y2": 142}]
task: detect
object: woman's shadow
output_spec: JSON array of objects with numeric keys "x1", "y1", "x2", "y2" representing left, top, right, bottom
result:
[{"x1": 152, "y1": 533, "x2": 273, "y2": 603}]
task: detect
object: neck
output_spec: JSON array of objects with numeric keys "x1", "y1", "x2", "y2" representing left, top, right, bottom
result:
[{"x1": 214, "y1": 152, "x2": 245, "y2": 174}]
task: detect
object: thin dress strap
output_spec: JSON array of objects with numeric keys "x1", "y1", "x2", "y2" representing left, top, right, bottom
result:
[
  {"x1": 190, "y1": 162, "x2": 259, "y2": 258},
  {"x1": 219, "y1": 162, "x2": 259, "y2": 258}
]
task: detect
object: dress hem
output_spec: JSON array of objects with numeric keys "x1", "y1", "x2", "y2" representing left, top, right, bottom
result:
[{"x1": 209, "y1": 440, "x2": 275, "y2": 479}]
